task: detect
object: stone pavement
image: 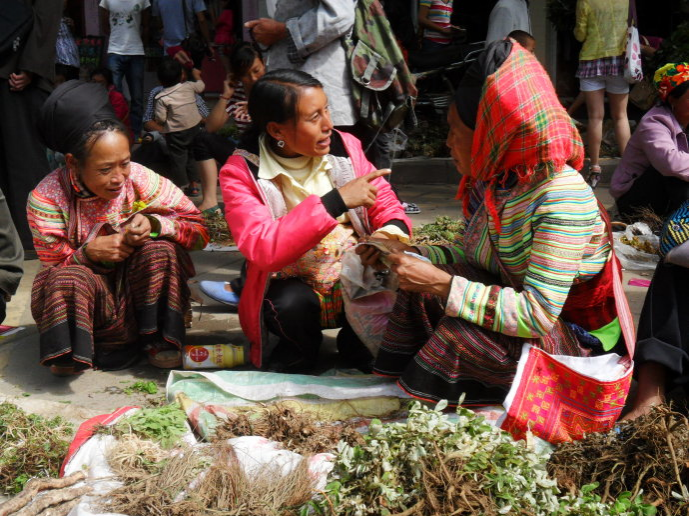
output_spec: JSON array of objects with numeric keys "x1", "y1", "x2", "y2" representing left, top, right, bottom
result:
[{"x1": 1, "y1": 157, "x2": 652, "y2": 425}]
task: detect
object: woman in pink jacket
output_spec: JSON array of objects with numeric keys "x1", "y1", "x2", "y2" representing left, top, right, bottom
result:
[{"x1": 218, "y1": 69, "x2": 411, "y2": 373}]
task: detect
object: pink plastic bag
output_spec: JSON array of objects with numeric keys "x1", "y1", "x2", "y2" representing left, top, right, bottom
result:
[{"x1": 340, "y1": 249, "x2": 397, "y2": 355}]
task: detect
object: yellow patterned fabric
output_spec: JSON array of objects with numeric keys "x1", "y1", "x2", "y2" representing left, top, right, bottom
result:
[
  {"x1": 276, "y1": 224, "x2": 358, "y2": 327},
  {"x1": 574, "y1": 0, "x2": 628, "y2": 61}
]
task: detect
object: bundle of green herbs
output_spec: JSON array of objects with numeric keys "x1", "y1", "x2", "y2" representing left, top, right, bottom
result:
[
  {"x1": 412, "y1": 216, "x2": 465, "y2": 245},
  {"x1": 106, "y1": 403, "x2": 188, "y2": 449},
  {"x1": 305, "y1": 401, "x2": 656, "y2": 516},
  {"x1": 0, "y1": 402, "x2": 73, "y2": 494},
  {"x1": 401, "y1": 120, "x2": 450, "y2": 158}
]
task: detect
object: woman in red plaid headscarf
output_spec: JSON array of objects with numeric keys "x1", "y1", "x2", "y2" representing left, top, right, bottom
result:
[{"x1": 357, "y1": 40, "x2": 634, "y2": 406}]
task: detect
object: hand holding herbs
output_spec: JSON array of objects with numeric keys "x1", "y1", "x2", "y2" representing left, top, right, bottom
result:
[{"x1": 122, "y1": 213, "x2": 152, "y2": 247}]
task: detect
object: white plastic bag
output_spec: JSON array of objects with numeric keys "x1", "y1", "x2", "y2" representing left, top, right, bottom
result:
[
  {"x1": 624, "y1": 24, "x2": 643, "y2": 84},
  {"x1": 623, "y1": 0, "x2": 644, "y2": 84},
  {"x1": 340, "y1": 248, "x2": 397, "y2": 300},
  {"x1": 612, "y1": 222, "x2": 659, "y2": 270}
]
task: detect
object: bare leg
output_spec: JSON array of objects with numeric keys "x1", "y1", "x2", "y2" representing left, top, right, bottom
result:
[
  {"x1": 608, "y1": 92, "x2": 631, "y2": 156},
  {"x1": 567, "y1": 91, "x2": 586, "y2": 116},
  {"x1": 620, "y1": 361, "x2": 666, "y2": 421},
  {"x1": 583, "y1": 89, "x2": 605, "y2": 167},
  {"x1": 197, "y1": 158, "x2": 219, "y2": 213}
]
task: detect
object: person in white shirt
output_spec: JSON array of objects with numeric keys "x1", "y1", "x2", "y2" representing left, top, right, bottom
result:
[{"x1": 99, "y1": 0, "x2": 151, "y2": 139}]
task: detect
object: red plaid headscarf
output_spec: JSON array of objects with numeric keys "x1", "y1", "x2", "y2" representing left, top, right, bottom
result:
[{"x1": 457, "y1": 42, "x2": 584, "y2": 229}]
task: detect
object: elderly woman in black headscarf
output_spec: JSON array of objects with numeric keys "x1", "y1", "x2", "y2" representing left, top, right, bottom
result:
[{"x1": 28, "y1": 80, "x2": 209, "y2": 376}]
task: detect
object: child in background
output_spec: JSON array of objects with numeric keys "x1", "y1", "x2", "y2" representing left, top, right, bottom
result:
[
  {"x1": 91, "y1": 67, "x2": 133, "y2": 141},
  {"x1": 154, "y1": 58, "x2": 205, "y2": 190},
  {"x1": 205, "y1": 42, "x2": 265, "y2": 135},
  {"x1": 507, "y1": 29, "x2": 536, "y2": 53},
  {"x1": 197, "y1": 43, "x2": 267, "y2": 308}
]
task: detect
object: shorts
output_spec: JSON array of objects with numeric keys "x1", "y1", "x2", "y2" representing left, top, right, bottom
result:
[{"x1": 579, "y1": 76, "x2": 629, "y2": 94}]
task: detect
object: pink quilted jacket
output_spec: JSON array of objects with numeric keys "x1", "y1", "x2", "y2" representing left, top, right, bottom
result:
[{"x1": 219, "y1": 130, "x2": 411, "y2": 367}]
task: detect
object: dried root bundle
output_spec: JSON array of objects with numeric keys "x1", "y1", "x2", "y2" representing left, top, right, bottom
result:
[
  {"x1": 0, "y1": 472, "x2": 89, "y2": 516},
  {"x1": 214, "y1": 402, "x2": 364, "y2": 455},
  {"x1": 548, "y1": 404, "x2": 689, "y2": 514},
  {"x1": 102, "y1": 440, "x2": 316, "y2": 515}
]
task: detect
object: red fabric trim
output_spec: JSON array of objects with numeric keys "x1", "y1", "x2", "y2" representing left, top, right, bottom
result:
[
  {"x1": 561, "y1": 255, "x2": 617, "y2": 331},
  {"x1": 59, "y1": 406, "x2": 139, "y2": 477}
]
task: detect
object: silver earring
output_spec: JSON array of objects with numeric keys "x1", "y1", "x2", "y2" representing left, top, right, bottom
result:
[{"x1": 277, "y1": 140, "x2": 285, "y2": 148}]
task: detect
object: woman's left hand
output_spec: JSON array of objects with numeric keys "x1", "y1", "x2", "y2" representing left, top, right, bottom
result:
[
  {"x1": 388, "y1": 251, "x2": 453, "y2": 299},
  {"x1": 122, "y1": 213, "x2": 152, "y2": 247}
]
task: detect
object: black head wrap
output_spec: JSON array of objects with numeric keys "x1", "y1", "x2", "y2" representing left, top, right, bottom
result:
[
  {"x1": 453, "y1": 39, "x2": 513, "y2": 129},
  {"x1": 38, "y1": 80, "x2": 117, "y2": 154}
]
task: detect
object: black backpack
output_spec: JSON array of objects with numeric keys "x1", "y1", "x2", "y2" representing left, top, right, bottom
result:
[{"x1": 0, "y1": 0, "x2": 33, "y2": 65}]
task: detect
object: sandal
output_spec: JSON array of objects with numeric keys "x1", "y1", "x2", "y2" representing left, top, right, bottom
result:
[
  {"x1": 149, "y1": 350, "x2": 182, "y2": 369},
  {"x1": 49, "y1": 364, "x2": 83, "y2": 377},
  {"x1": 144, "y1": 341, "x2": 182, "y2": 369},
  {"x1": 402, "y1": 201, "x2": 421, "y2": 214},
  {"x1": 199, "y1": 280, "x2": 240, "y2": 308},
  {"x1": 586, "y1": 164, "x2": 602, "y2": 190},
  {"x1": 201, "y1": 205, "x2": 222, "y2": 217},
  {"x1": 184, "y1": 183, "x2": 200, "y2": 197}
]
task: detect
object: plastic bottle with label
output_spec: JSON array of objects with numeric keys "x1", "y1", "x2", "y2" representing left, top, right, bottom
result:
[{"x1": 183, "y1": 344, "x2": 247, "y2": 369}]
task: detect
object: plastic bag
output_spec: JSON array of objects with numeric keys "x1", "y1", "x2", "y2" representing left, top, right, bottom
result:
[
  {"x1": 339, "y1": 247, "x2": 397, "y2": 300},
  {"x1": 339, "y1": 249, "x2": 397, "y2": 355},
  {"x1": 612, "y1": 222, "x2": 659, "y2": 271}
]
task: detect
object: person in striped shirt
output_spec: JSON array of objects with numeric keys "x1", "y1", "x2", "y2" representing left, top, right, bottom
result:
[
  {"x1": 357, "y1": 40, "x2": 633, "y2": 407},
  {"x1": 418, "y1": 0, "x2": 461, "y2": 52},
  {"x1": 195, "y1": 42, "x2": 266, "y2": 217}
]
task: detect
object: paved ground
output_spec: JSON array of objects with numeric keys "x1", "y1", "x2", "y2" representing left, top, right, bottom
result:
[{"x1": 1, "y1": 158, "x2": 652, "y2": 425}]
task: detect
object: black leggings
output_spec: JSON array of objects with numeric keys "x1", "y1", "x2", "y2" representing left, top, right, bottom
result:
[
  {"x1": 616, "y1": 166, "x2": 689, "y2": 220},
  {"x1": 262, "y1": 278, "x2": 372, "y2": 371},
  {"x1": 636, "y1": 262, "x2": 689, "y2": 391},
  {"x1": 163, "y1": 124, "x2": 201, "y2": 186}
]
